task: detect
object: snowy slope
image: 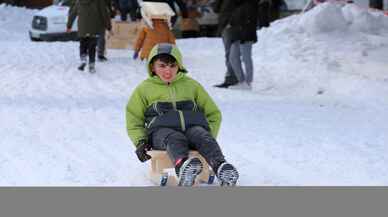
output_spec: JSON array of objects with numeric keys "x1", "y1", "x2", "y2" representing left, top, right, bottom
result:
[{"x1": 1, "y1": 3, "x2": 388, "y2": 186}]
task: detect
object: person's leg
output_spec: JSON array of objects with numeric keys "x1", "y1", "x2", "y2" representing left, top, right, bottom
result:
[
  {"x1": 240, "y1": 42, "x2": 254, "y2": 85},
  {"x1": 185, "y1": 126, "x2": 239, "y2": 186},
  {"x1": 222, "y1": 28, "x2": 238, "y2": 83},
  {"x1": 184, "y1": 126, "x2": 225, "y2": 171},
  {"x1": 97, "y1": 31, "x2": 107, "y2": 61},
  {"x1": 151, "y1": 128, "x2": 202, "y2": 186},
  {"x1": 79, "y1": 37, "x2": 88, "y2": 62},
  {"x1": 229, "y1": 41, "x2": 245, "y2": 83},
  {"x1": 214, "y1": 28, "x2": 238, "y2": 88},
  {"x1": 151, "y1": 128, "x2": 190, "y2": 164},
  {"x1": 119, "y1": 0, "x2": 129, "y2": 21},
  {"x1": 78, "y1": 37, "x2": 88, "y2": 70},
  {"x1": 87, "y1": 36, "x2": 98, "y2": 73},
  {"x1": 128, "y1": 0, "x2": 139, "y2": 21}
]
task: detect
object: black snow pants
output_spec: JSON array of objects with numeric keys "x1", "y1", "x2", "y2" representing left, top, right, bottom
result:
[
  {"x1": 151, "y1": 126, "x2": 226, "y2": 171},
  {"x1": 79, "y1": 36, "x2": 98, "y2": 63}
]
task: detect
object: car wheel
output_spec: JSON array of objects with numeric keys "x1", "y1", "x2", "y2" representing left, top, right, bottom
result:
[{"x1": 30, "y1": 36, "x2": 41, "y2": 42}]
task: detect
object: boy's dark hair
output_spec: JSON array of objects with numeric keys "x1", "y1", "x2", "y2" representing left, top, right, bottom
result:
[{"x1": 150, "y1": 54, "x2": 177, "y2": 65}]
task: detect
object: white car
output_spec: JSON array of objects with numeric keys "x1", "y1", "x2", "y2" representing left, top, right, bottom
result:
[{"x1": 29, "y1": 0, "x2": 78, "y2": 41}]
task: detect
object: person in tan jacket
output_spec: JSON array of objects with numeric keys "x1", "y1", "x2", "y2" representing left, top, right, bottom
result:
[{"x1": 132, "y1": 19, "x2": 176, "y2": 61}]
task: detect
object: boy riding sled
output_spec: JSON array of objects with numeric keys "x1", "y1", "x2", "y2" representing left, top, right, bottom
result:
[{"x1": 126, "y1": 43, "x2": 239, "y2": 186}]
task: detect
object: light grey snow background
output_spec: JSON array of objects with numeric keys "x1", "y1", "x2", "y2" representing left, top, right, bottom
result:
[{"x1": 0, "y1": 2, "x2": 388, "y2": 186}]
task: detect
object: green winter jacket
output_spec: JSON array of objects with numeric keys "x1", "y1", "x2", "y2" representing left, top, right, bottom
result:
[
  {"x1": 67, "y1": 0, "x2": 111, "y2": 37},
  {"x1": 126, "y1": 45, "x2": 222, "y2": 148}
]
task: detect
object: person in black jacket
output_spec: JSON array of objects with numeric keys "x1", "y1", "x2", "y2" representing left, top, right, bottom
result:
[
  {"x1": 228, "y1": 0, "x2": 258, "y2": 90},
  {"x1": 142, "y1": 0, "x2": 188, "y2": 26}
]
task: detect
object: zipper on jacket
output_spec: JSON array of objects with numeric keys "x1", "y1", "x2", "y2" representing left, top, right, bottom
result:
[
  {"x1": 193, "y1": 100, "x2": 198, "y2": 111},
  {"x1": 168, "y1": 85, "x2": 185, "y2": 131},
  {"x1": 154, "y1": 102, "x2": 161, "y2": 115},
  {"x1": 178, "y1": 110, "x2": 186, "y2": 132},
  {"x1": 168, "y1": 85, "x2": 177, "y2": 110},
  {"x1": 147, "y1": 117, "x2": 157, "y2": 129}
]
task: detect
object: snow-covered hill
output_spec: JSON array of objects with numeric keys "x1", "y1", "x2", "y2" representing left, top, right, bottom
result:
[{"x1": 1, "y1": 3, "x2": 388, "y2": 186}]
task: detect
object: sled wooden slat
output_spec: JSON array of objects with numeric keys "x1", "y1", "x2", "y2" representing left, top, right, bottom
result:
[{"x1": 148, "y1": 150, "x2": 212, "y2": 186}]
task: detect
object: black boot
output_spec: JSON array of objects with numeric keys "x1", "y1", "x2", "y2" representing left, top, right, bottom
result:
[
  {"x1": 214, "y1": 75, "x2": 238, "y2": 88},
  {"x1": 98, "y1": 55, "x2": 108, "y2": 62}
]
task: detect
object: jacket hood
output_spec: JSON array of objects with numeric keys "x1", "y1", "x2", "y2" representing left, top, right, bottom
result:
[{"x1": 146, "y1": 43, "x2": 187, "y2": 77}]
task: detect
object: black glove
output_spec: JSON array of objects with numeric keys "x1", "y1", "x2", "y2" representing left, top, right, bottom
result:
[{"x1": 135, "y1": 140, "x2": 152, "y2": 162}]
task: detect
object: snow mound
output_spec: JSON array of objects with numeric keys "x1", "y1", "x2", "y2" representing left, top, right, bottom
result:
[
  {"x1": 299, "y1": 3, "x2": 348, "y2": 34},
  {"x1": 342, "y1": 3, "x2": 384, "y2": 34},
  {"x1": 255, "y1": 2, "x2": 388, "y2": 98},
  {"x1": 297, "y1": 2, "x2": 388, "y2": 34},
  {"x1": 0, "y1": 4, "x2": 37, "y2": 41}
]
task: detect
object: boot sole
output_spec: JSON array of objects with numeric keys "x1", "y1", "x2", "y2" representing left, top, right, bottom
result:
[{"x1": 178, "y1": 158, "x2": 203, "y2": 187}]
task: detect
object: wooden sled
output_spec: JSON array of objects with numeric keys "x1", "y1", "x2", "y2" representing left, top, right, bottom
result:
[{"x1": 148, "y1": 150, "x2": 216, "y2": 186}]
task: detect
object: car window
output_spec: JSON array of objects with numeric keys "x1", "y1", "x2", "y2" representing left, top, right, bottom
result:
[
  {"x1": 61, "y1": 0, "x2": 74, "y2": 7},
  {"x1": 54, "y1": 0, "x2": 74, "y2": 6}
]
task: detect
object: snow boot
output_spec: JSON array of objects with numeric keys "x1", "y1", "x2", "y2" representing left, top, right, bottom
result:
[
  {"x1": 78, "y1": 56, "x2": 87, "y2": 71},
  {"x1": 214, "y1": 75, "x2": 238, "y2": 88},
  {"x1": 177, "y1": 157, "x2": 203, "y2": 187},
  {"x1": 88, "y1": 63, "x2": 96, "y2": 74},
  {"x1": 216, "y1": 162, "x2": 239, "y2": 186},
  {"x1": 98, "y1": 55, "x2": 108, "y2": 62}
]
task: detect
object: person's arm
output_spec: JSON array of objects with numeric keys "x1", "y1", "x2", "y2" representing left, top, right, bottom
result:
[
  {"x1": 168, "y1": 30, "x2": 176, "y2": 44},
  {"x1": 98, "y1": 0, "x2": 112, "y2": 31},
  {"x1": 194, "y1": 81, "x2": 222, "y2": 138},
  {"x1": 126, "y1": 85, "x2": 148, "y2": 147},
  {"x1": 133, "y1": 27, "x2": 146, "y2": 52},
  {"x1": 66, "y1": 0, "x2": 78, "y2": 31}
]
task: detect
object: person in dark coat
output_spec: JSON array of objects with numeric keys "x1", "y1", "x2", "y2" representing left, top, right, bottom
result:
[
  {"x1": 67, "y1": 0, "x2": 112, "y2": 73},
  {"x1": 212, "y1": 0, "x2": 243, "y2": 88},
  {"x1": 142, "y1": 0, "x2": 188, "y2": 26},
  {"x1": 228, "y1": 0, "x2": 258, "y2": 90}
]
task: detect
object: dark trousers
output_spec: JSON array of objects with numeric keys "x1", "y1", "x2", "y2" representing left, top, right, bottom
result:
[
  {"x1": 119, "y1": 0, "x2": 139, "y2": 21},
  {"x1": 151, "y1": 126, "x2": 226, "y2": 171},
  {"x1": 97, "y1": 32, "x2": 105, "y2": 57},
  {"x1": 79, "y1": 36, "x2": 98, "y2": 63}
]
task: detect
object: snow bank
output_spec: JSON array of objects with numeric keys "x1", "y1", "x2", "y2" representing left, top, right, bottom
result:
[
  {"x1": 299, "y1": 3, "x2": 348, "y2": 33},
  {"x1": 255, "y1": 2, "x2": 388, "y2": 98},
  {"x1": 0, "y1": 4, "x2": 37, "y2": 41}
]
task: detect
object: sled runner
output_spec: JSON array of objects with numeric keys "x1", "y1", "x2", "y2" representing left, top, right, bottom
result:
[{"x1": 148, "y1": 150, "x2": 215, "y2": 186}]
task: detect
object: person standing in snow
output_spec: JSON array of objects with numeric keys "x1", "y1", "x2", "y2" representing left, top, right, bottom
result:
[
  {"x1": 126, "y1": 43, "x2": 239, "y2": 186},
  {"x1": 227, "y1": 0, "x2": 259, "y2": 90},
  {"x1": 212, "y1": 0, "x2": 241, "y2": 88},
  {"x1": 67, "y1": 0, "x2": 112, "y2": 73}
]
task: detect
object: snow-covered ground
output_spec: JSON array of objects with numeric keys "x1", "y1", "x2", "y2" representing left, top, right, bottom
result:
[{"x1": 1, "y1": 2, "x2": 388, "y2": 186}]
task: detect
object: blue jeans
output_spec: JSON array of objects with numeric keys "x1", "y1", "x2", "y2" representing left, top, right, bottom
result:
[{"x1": 229, "y1": 41, "x2": 254, "y2": 84}]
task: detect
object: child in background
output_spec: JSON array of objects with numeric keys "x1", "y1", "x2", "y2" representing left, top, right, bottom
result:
[{"x1": 132, "y1": 3, "x2": 176, "y2": 61}]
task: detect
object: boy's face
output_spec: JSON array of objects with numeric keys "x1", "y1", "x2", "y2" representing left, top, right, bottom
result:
[{"x1": 152, "y1": 59, "x2": 179, "y2": 83}]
